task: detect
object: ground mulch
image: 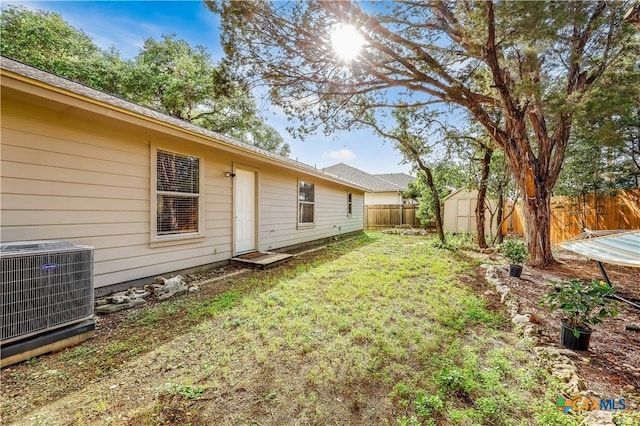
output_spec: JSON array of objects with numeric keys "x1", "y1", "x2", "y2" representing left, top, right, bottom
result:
[{"x1": 488, "y1": 249, "x2": 640, "y2": 407}]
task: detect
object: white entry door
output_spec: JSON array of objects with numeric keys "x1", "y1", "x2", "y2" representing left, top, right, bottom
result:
[{"x1": 234, "y1": 168, "x2": 257, "y2": 254}]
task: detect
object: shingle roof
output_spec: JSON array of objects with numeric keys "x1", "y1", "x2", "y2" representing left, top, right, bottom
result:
[
  {"x1": 374, "y1": 173, "x2": 415, "y2": 189},
  {"x1": 323, "y1": 163, "x2": 413, "y2": 192},
  {"x1": 0, "y1": 56, "x2": 369, "y2": 192}
]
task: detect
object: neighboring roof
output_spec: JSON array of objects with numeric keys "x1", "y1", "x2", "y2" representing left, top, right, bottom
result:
[
  {"x1": 374, "y1": 173, "x2": 415, "y2": 189},
  {"x1": 0, "y1": 56, "x2": 368, "y2": 192},
  {"x1": 324, "y1": 163, "x2": 413, "y2": 193}
]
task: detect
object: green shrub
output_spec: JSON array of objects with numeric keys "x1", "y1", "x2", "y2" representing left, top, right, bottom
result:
[
  {"x1": 500, "y1": 239, "x2": 529, "y2": 265},
  {"x1": 540, "y1": 278, "x2": 618, "y2": 337}
]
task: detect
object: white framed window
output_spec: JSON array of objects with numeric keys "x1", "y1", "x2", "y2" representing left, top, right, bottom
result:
[
  {"x1": 298, "y1": 180, "x2": 315, "y2": 225},
  {"x1": 155, "y1": 149, "x2": 201, "y2": 239},
  {"x1": 347, "y1": 192, "x2": 353, "y2": 216}
]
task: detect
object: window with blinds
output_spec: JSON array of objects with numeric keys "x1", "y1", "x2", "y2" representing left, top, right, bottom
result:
[
  {"x1": 156, "y1": 150, "x2": 200, "y2": 236},
  {"x1": 298, "y1": 180, "x2": 315, "y2": 225}
]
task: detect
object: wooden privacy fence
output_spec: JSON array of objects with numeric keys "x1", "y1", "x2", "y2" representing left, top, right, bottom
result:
[
  {"x1": 506, "y1": 189, "x2": 640, "y2": 244},
  {"x1": 364, "y1": 204, "x2": 421, "y2": 230}
]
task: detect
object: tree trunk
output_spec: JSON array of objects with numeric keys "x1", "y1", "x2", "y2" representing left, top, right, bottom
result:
[
  {"x1": 493, "y1": 161, "x2": 510, "y2": 245},
  {"x1": 522, "y1": 189, "x2": 554, "y2": 267},
  {"x1": 494, "y1": 189, "x2": 504, "y2": 245},
  {"x1": 475, "y1": 147, "x2": 492, "y2": 248},
  {"x1": 423, "y1": 167, "x2": 446, "y2": 244}
]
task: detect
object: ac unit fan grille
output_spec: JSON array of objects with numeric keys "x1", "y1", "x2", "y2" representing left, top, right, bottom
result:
[{"x1": 1, "y1": 244, "x2": 93, "y2": 343}]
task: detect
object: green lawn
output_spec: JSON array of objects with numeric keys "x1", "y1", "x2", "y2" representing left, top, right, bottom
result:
[
  {"x1": 137, "y1": 232, "x2": 573, "y2": 425},
  {"x1": 5, "y1": 231, "x2": 594, "y2": 425}
]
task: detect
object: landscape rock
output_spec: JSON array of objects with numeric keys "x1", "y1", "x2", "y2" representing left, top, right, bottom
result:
[
  {"x1": 109, "y1": 295, "x2": 131, "y2": 305},
  {"x1": 581, "y1": 410, "x2": 615, "y2": 426},
  {"x1": 95, "y1": 274, "x2": 200, "y2": 315},
  {"x1": 484, "y1": 265, "x2": 594, "y2": 396},
  {"x1": 512, "y1": 313, "x2": 531, "y2": 326},
  {"x1": 95, "y1": 298, "x2": 146, "y2": 314},
  {"x1": 156, "y1": 275, "x2": 188, "y2": 301}
]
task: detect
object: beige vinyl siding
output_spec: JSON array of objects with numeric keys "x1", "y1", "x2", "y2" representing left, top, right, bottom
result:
[
  {"x1": 1, "y1": 70, "x2": 364, "y2": 291},
  {"x1": 1, "y1": 96, "x2": 232, "y2": 288},
  {"x1": 259, "y1": 168, "x2": 364, "y2": 251},
  {"x1": 0, "y1": 176, "x2": 149, "y2": 200},
  {"x1": 203, "y1": 149, "x2": 233, "y2": 245},
  {"x1": 365, "y1": 192, "x2": 403, "y2": 205}
]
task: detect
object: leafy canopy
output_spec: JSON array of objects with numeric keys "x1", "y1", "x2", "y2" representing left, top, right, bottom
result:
[
  {"x1": 0, "y1": 5, "x2": 290, "y2": 156},
  {"x1": 208, "y1": 0, "x2": 638, "y2": 266}
]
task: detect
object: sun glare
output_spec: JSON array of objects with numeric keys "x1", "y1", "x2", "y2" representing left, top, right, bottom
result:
[{"x1": 330, "y1": 23, "x2": 364, "y2": 61}]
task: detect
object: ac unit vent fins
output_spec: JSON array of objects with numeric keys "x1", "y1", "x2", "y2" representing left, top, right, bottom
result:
[{"x1": 1, "y1": 241, "x2": 94, "y2": 344}]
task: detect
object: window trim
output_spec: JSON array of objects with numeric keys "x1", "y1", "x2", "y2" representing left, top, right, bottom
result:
[
  {"x1": 347, "y1": 191, "x2": 353, "y2": 217},
  {"x1": 297, "y1": 179, "x2": 315, "y2": 228},
  {"x1": 150, "y1": 143, "x2": 205, "y2": 247}
]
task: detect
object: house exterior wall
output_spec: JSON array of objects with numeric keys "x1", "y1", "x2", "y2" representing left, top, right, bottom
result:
[
  {"x1": 1, "y1": 81, "x2": 363, "y2": 290},
  {"x1": 258, "y1": 168, "x2": 363, "y2": 251},
  {"x1": 364, "y1": 192, "x2": 402, "y2": 205}
]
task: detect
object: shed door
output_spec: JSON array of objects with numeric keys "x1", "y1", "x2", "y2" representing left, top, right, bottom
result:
[
  {"x1": 234, "y1": 168, "x2": 257, "y2": 254},
  {"x1": 456, "y1": 198, "x2": 470, "y2": 232}
]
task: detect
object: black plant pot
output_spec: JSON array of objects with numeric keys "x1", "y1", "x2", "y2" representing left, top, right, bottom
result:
[
  {"x1": 508, "y1": 264, "x2": 523, "y2": 277},
  {"x1": 560, "y1": 321, "x2": 592, "y2": 351}
]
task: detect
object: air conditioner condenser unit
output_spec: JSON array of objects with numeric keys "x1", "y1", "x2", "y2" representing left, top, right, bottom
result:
[{"x1": 1, "y1": 240, "x2": 95, "y2": 367}]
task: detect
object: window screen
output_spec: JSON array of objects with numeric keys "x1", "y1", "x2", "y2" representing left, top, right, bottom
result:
[
  {"x1": 156, "y1": 150, "x2": 200, "y2": 235},
  {"x1": 298, "y1": 181, "x2": 315, "y2": 224}
]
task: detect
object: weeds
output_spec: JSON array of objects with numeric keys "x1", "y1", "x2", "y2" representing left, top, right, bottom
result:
[
  {"x1": 137, "y1": 312, "x2": 160, "y2": 326},
  {"x1": 188, "y1": 291, "x2": 241, "y2": 320},
  {"x1": 430, "y1": 232, "x2": 476, "y2": 251},
  {"x1": 415, "y1": 392, "x2": 445, "y2": 417},
  {"x1": 165, "y1": 384, "x2": 206, "y2": 400},
  {"x1": 61, "y1": 344, "x2": 96, "y2": 360}
]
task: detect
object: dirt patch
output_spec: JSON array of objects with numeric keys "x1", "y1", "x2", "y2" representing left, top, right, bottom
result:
[{"x1": 486, "y1": 249, "x2": 640, "y2": 404}]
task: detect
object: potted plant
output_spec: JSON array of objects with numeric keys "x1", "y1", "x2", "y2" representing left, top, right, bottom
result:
[
  {"x1": 539, "y1": 279, "x2": 618, "y2": 350},
  {"x1": 500, "y1": 238, "x2": 529, "y2": 277}
]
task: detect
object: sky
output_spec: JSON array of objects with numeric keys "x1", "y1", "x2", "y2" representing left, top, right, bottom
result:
[{"x1": 2, "y1": 0, "x2": 413, "y2": 175}]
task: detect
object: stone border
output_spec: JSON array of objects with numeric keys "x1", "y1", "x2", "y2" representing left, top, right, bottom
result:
[
  {"x1": 482, "y1": 264, "x2": 616, "y2": 426},
  {"x1": 95, "y1": 271, "x2": 251, "y2": 314},
  {"x1": 93, "y1": 238, "x2": 347, "y2": 314}
]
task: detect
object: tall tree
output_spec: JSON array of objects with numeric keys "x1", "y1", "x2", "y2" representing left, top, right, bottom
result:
[
  {"x1": 1, "y1": 6, "x2": 290, "y2": 156},
  {"x1": 360, "y1": 108, "x2": 450, "y2": 243},
  {"x1": 127, "y1": 34, "x2": 291, "y2": 156},
  {"x1": 486, "y1": 150, "x2": 517, "y2": 245},
  {"x1": 561, "y1": 56, "x2": 640, "y2": 192},
  {"x1": 444, "y1": 126, "x2": 498, "y2": 248},
  {"x1": 0, "y1": 5, "x2": 127, "y2": 93},
  {"x1": 406, "y1": 161, "x2": 468, "y2": 237},
  {"x1": 209, "y1": 0, "x2": 638, "y2": 266},
  {"x1": 554, "y1": 54, "x2": 639, "y2": 229}
]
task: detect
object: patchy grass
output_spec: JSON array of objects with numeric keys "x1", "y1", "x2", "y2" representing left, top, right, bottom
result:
[{"x1": 2, "y1": 232, "x2": 588, "y2": 425}]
